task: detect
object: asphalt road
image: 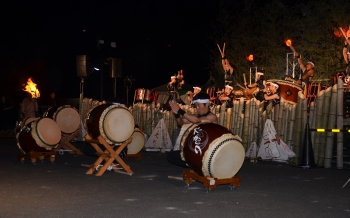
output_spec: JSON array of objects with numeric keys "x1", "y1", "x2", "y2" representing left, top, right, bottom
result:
[{"x1": 0, "y1": 137, "x2": 349, "y2": 218}]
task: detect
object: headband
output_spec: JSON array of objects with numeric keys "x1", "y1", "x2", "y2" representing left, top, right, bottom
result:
[
  {"x1": 225, "y1": 85, "x2": 233, "y2": 90},
  {"x1": 307, "y1": 61, "x2": 315, "y2": 67},
  {"x1": 193, "y1": 87, "x2": 201, "y2": 91},
  {"x1": 270, "y1": 82, "x2": 279, "y2": 88},
  {"x1": 192, "y1": 99, "x2": 210, "y2": 104},
  {"x1": 257, "y1": 72, "x2": 264, "y2": 75}
]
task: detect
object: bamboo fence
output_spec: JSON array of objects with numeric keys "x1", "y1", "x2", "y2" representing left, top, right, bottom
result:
[{"x1": 79, "y1": 79, "x2": 349, "y2": 168}]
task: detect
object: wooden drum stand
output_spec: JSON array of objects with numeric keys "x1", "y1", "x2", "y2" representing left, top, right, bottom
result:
[
  {"x1": 55, "y1": 130, "x2": 83, "y2": 155},
  {"x1": 183, "y1": 169, "x2": 241, "y2": 192},
  {"x1": 18, "y1": 151, "x2": 56, "y2": 164},
  {"x1": 83, "y1": 135, "x2": 133, "y2": 176}
]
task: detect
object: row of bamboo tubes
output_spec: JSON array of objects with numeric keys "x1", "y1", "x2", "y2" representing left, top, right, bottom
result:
[{"x1": 79, "y1": 78, "x2": 347, "y2": 169}]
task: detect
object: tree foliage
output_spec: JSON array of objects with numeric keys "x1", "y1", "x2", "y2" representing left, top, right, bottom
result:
[{"x1": 210, "y1": 0, "x2": 350, "y2": 87}]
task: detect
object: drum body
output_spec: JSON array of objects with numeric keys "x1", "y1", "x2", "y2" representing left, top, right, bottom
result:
[
  {"x1": 181, "y1": 123, "x2": 245, "y2": 179},
  {"x1": 135, "y1": 88, "x2": 156, "y2": 103},
  {"x1": 127, "y1": 129, "x2": 145, "y2": 154},
  {"x1": 16, "y1": 118, "x2": 61, "y2": 154},
  {"x1": 44, "y1": 105, "x2": 81, "y2": 134},
  {"x1": 207, "y1": 87, "x2": 222, "y2": 105},
  {"x1": 267, "y1": 79, "x2": 303, "y2": 103},
  {"x1": 85, "y1": 104, "x2": 135, "y2": 144},
  {"x1": 16, "y1": 117, "x2": 39, "y2": 133}
]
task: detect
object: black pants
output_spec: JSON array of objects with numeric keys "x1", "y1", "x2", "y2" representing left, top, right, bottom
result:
[{"x1": 166, "y1": 150, "x2": 188, "y2": 168}]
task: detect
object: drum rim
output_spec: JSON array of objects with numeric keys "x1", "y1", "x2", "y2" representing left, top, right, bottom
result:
[
  {"x1": 31, "y1": 118, "x2": 61, "y2": 149},
  {"x1": 127, "y1": 130, "x2": 145, "y2": 154},
  {"x1": 53, "y1": 105, "x2": 81, "y2": 134},
  {"x1": 99, "y1": 104, "x2": 135, "y2": 144},
  {"x1": 202, "y1": 134, "x2": 244, "y2": 179}
]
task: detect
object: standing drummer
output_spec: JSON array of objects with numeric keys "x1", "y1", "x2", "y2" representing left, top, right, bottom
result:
[
  {"x1": 294, "y1": 50, "x2": 315, "y2": 86},
  {"x1": 218, "y1": 85, "x2": 234, "y2": 108},
  {"x1": 167, "y1": 93, "x2": 218, "y2": 167}
]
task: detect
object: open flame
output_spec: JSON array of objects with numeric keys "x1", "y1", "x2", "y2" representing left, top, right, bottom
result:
[
  {"x1": 285, "y1": 39, "x2": 292, "y2": 47},
  {"x1": 23, "y1": 77, "x2": 40, "y2": 98}
]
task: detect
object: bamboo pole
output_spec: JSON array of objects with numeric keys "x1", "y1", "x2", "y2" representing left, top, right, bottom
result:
[
  {"x1": 292, "y1": 91, "x2": 305, "y2": 165},
  {"x1": 236, "y1": 98, "x2": 245, "y2": 137},
  {"x1": 248, "y1": 99, "x2": 256, "y2": 146},
  {"x1": 242, "y1": 99, "x2": 251, "y2": 150},
  {"x1": 253, "y1": 98, "x2": 260, "y2": 144},
  {"x1": 337, "y1": 78, "x2": 344, "y2": 169},
  {"x1": 277, "y1": 98, "x2": 285, "y2": 137},
  {"x1": 313, "y1": 90, "x2": 325, "y2": 164},
  {"x1": 325, "y1": 84, "x2": 338, "y2": 168},
  {"x1": 219, "y1": 102, "x2": 226, "y2": 126},
  {"x1": 226, "y1": 108, "x2": 232, "y2": 130},
  {"x1": 318, "y1": 87, "x2": 332, "y2": 166},
  {"x1": 286, "y1": 103, "x2": 297, "y2": 149},
  {"x1": 231, "y1": 100, "x2": 239, "y2": 133}
]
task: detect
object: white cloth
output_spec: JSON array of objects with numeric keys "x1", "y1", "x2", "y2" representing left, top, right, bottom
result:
[{"x1": 257, "y1": 119, "x2": 295, "y2": 161}]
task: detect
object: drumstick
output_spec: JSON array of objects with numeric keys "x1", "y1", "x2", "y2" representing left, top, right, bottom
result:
[
  {"x1": 236, "y1": 83, "x2": 245, "y2": 90},
  {"x1": 339, "y1": 27, "x2": 350, "y2": 45},
  {"x1": 243, "y1": 73, "x2": 247, "y2": 87},
  {"x1": 289, "y1": 45, "x2": 296, "y2": 54},
  {"x1": 217, "y1": 44, "x2": 222, "y2": 53},
  {"x1": 223, "y1": 43, "x2": 226, "y2": 53}
]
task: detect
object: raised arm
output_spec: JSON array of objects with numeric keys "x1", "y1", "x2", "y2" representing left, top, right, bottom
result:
[
  {"x1": 343, "y1": 41, "x2": 349, "y2": 64},
  {"x1": 295, "y1": 51, "x2": 306, "y2": 72}
]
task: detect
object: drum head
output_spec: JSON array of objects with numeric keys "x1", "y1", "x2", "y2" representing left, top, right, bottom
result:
[
  {"x1": 202, "y1": 134, "x2": 245, "y2": 179},
  {"x1": 54, "y1": 106, "x2": 81, "y2": 134},
  {"x1": 127, "y1": 130, "x2": 145, "y2": 154},
  {"x1": 101, "y1": 105, "x2": 135, "y2": 144},
  {"x1": 33, "y1": 118, "x2": 61, "y2": 147}
]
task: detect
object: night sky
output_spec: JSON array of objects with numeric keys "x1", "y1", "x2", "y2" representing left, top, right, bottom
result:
[{"x1": 1, "y1": 1, "x2": 219, "y2": 105}]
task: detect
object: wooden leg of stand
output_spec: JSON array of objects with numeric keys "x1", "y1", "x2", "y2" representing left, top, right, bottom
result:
[{"x1": 56, "y1": 131, "x2": 82, "y2": 155}]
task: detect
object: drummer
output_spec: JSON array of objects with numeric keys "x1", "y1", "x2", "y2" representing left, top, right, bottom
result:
[
  {"x1": 218, "y1": 85, "x2": 234, "y2": 108},
  {"x1": 245, "y1": 71, "x2": 265, "y2": 90},
  {"x1": 186, "y1": 86, "x2": 201, "y2": 103},
  {"x1": 167, "y1": 93, "x2": 218, "y2": 167},
  {"x1": 255, "y1": 82, "x2": 280, "y2": 106},
  {"x1": 292, "y1": 50, "x2": 315, "y2": 87}
]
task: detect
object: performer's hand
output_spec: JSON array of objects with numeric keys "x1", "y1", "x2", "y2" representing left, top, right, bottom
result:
[
  {"x1": 295, "y1": 79, "x2": 301, "y2": 85},
  {"x1": 244, "y1": 82, "x2": 248, "y2": 87},
  {"x1": 169, "y1": 100, "x2": 180, "y2": 113},
  {"x1": 294, "y1": 51, "x2": 299, "y2": 57}
]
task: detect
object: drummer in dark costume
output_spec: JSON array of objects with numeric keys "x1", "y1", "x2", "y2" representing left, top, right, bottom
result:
[
  {"x1": 241, "y1": 71, "x2": 265, "y2": 99},
  {"x1": 292, "y1": 50, "x2": 315, "y2": 87},
  {"x1": 254, "y1": 82, "x2": 280, "y2": 106},
  {"x1": 167, "y1": 93, "x2": 218, "y2": 167},
  {"x1": 343, "y1": 39, "x2": 350, "y2": 83},
  {"x1": 218, "y1": 85, "x2": 234, "y2": 108}
]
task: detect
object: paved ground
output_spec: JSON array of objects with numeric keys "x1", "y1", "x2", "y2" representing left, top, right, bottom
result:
[{"x1": 0, "y1": 136, "x2": 350, "y2": 218}]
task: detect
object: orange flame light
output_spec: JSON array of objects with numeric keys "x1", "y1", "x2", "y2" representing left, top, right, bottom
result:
[
  {"x1": 285, "y1": 39, "x2": 292, "y2": 47},
  {"x1": 23, "y1": 77, "x2": 40, "y2": 98},
  {"x1": 247, "y1": 54, "x2": 254, "y2": 62}
]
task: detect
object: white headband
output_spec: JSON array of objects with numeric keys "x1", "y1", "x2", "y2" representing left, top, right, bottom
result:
[
  {"x1": 307, "y1": 61, "x2": 315, "y2": 67},
  {"x1": 257, "y1": 72, "x2": 264, "y2": 75},
  {"x1": 225, "y1": 85, "x2": 233, "y2": 90},
  {"x1": 192, "y1": 99, "x2": 210, "y2": 104},
  {"x1": 193, "y1": 87, "x2": 201, "y2": 91},
  {"x1": 171, "y1": 76, "x2": 176, "y2": 78},
  {"x1": 270, "y1": 83, "x2": 279, "y2": 88}
]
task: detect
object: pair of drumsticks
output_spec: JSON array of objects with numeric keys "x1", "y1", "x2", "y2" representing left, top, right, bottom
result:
[{"x1": 217, "y1": 43, "x2": 249, "y2": 88}]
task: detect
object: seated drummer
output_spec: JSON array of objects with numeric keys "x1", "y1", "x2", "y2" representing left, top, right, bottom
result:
[
  {"x1": 187, "y1": 86, "x2": 201, "y2": 103},
  {"x1": 167, "y1": 93, "x2": 218, "y2": 167},
  {"x1": 218, "y1": 85, "x2": 234, "y2": 108},
  {"x1": 254, "y1": 82, "x2": 280, "y2": 106},
  {"x1": 245, "y1": 71, "x2": 265, "y2": 90}
]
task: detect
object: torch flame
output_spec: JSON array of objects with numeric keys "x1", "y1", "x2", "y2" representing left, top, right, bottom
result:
[
  {"x1": 23, "y1": 77, "x2": 40, "y2": 99},
  {"x1": 247, "y1": 54, "x2": 254, "y2": 62},
  {"x1": 285, "y1": 39, "x2": 292, "y2": 47}
]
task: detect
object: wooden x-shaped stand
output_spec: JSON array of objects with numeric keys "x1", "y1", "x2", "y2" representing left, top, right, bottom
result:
[
  {"x1": 55, "y1": 130, "x2": 83, "y2": 155},
  {"x1": 83, "y1": 134, "x2": 133, "y2": 176}
]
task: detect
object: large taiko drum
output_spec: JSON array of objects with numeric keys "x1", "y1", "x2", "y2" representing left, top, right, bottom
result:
[
  {"x1": 207, "y1": 87, "x2": 222, "y2": 105},
  {"x1": 85, "y1": 104, "x2": 135, "y2": 145},
  {"x1": 268, "y1": 79, "x2": 303, "y2": 104},
  {"x1": 135, "y1": 88, "x2": 157, "y2": 103},
  {"x1": 44, "y1": 105, "x2": 81, "y2": 134},
  {"x1": 16, "y1": 117, "x2": 40, "y2": 133},
  {"x1": 16, "y1": 118, "x2": 61, "y2": 154},
  {"x1": 180, "y1": 122, "x2": 245, "y2": 179},
  {"x1": 127, "y1": 129, "x2": 145, "y2": 154}
]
